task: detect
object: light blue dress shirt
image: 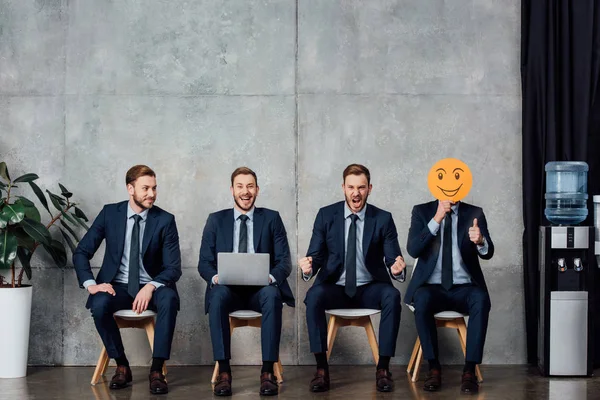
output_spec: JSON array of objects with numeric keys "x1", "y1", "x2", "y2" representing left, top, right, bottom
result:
[
  {"x1": 426, "y1": 202, "x2": 488, "y2": 285},
  {"x1": 83, "y1": 204, "x2": 162, "y2": 290},
  {"x1": 336, "y1": 203, "x2": 373, "y2": 286}
]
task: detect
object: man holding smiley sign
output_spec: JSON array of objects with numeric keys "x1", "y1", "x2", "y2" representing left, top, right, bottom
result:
[{"x1": 405, "y1": 158, "x2": 494, "y2": 395}]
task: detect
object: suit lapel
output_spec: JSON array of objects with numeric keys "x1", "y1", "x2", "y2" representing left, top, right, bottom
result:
[
  {"x1": 253, "y1": 208, "x2": 264, "y2": 252},
  {"x1": 457, "y1": 202, "x2": 468, "y2": 248},
  {"x1": 223, "y1": 209, "x2": 234, "y2": 252},
  {"x1": 362, "y1": 205, "x2": 375, "y2": 258},
  {"x1": 115, "y1": 202, "x2": 128, "y2": 259},
  {"x1": 142, "y1": 207, "x2": 158, "y2": 256},
  {"x1": 334, "y1": 205, "x2": 345, "y2": 262}
]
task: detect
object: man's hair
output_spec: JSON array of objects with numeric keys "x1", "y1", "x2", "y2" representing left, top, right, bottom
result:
[
  {"x1": 231, "y1": 166, "x2": 258, "y2": 186},
  {"x1": 343, "y1": 164, "x2": 370, "y2": 184},
  {"x1": 125, "y1": 165, "x2": 156, "y2": 186}
]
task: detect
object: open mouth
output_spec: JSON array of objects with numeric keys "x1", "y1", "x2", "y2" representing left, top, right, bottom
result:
[
  {"x1": 351, "y1": 198, "x2": 362, "y2": 207},
  {"x1": 437, "y1": 184, "x2": 462, "y2": 197}
]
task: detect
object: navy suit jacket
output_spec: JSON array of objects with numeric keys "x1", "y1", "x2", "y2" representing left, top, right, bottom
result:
[
  {"x1": 198, "y1": 207, "x2": 295, "y2": 313},
  {"x1": 73, "y1": 201, "x2": 182, "y2": 309},
  {"x1": 305, "y1": 201, "x2": 402, "y2": 286},
  {"x1": 404, "y1": 200, "x2": 494, "y2": 304}
]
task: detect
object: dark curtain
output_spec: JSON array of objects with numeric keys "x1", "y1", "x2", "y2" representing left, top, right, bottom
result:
[{"x1": 521, "y1": 0, "x2": 600, "y2": 364}]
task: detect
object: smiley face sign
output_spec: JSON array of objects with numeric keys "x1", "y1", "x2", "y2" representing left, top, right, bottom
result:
[{"x1": 427, "y1": 158, "x2": 472, "y2": 201}]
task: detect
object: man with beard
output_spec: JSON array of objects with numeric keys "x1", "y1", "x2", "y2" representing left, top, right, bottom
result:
[
  {"x1": 299, "y1": 164, "x2": 406, "y2": 393},
  {"x1": 74, "y1": 165, "x2": 181, "y2": 395},
  {"x1": 199, "y1": 167, "x2": 294, "y2": 397}
]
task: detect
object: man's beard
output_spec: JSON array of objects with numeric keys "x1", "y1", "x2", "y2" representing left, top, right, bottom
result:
[
  {"x1": 345, "y1": 192, "x2": 368, "y2": 211},
  {"x1": 234, "y1": 194, "x2": 256, "y2": 211},
  {"x1": 133, "y1": 194, "x2": 154, "y2": 210}
]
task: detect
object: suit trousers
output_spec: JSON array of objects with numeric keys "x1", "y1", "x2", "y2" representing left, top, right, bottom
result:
[
  {"x1": 304, "y1": 282, "x2": 401, "y2": 356},
  {"x1": 207, "y1": 284, "x2": 283, "y2": 362},
  {"x1": 89, "y1": 282, "x2": 178, "y2": 359},
  {"x1": 412, "y1": 283, "x2": 491, "y2": 364}
]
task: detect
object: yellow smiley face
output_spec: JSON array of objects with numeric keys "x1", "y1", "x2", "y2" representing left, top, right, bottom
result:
[{"x1": 427, "y1": 158, "x2": 472, "y2": 201}]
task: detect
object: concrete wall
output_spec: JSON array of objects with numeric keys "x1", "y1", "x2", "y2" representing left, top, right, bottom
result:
[{"x1": 0, "y1": 0, "x2": 524, "y2": 366}]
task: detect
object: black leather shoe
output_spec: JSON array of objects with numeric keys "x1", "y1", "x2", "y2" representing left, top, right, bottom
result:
[
  {"x1": 109, "y1": 365, "x2": 132, "y2": 390},
  {"x1": 376, "y1": 369, "x2": 394, "y2": 392},
  {"x1": 214, "y1": 372, "x2": 233, "y2": 396},
  {"x1": 149, "y1": 371, "x2": 168, "y2": 395},
  {"x1": 309, "y1": 368, "x2": 330, "y2": 392},
  {"x1": 423, "y1": 368, "x2": 442, "y2": 392},
  {"x1": 461, "y1": 371, "x2": 479, "y2": 395},
  {"x1": 259, "y1": 372, "x2": 279, "y2": 396}
]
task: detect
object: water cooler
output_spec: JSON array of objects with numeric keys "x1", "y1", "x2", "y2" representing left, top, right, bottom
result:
[{"x1": 538, "y1": 162, "x2": 596, "y2": 376}]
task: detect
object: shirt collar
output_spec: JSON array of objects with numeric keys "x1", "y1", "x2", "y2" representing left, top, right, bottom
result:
[
  {"x1": 234, "y1": 207, "x2": 255, "y2": 222},
  {"x1": 344, "y1": 202, "x2": 367, "y2": 221},
  {"x1": 127, "y1": 203, "x2": 149, "y2": 221}
]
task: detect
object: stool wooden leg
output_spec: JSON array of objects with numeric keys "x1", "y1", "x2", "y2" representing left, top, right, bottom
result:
[
  {"x1": 274, "y1": 358, "x2": 284, "y2": 383},
  {"x1": 362, "y1": 317, "x2": 380, "y2": 365},
  {"x1": 407, "y1": 336, "x2": 421, "y2": 374},
  {"x1": 91, "y1": 346, "x2": 109, "y2": 385},
  {"x1": 211, "y1": 362, "x2": 220, "y2": 385},
  {"x1": 144, "y1": 318, "x2": 168, "y2": 381},
  {"x1": 411, "y1": 344, "x2": 423, "y2": 382},
  {"x1": 326, "y1": 315, "x2": 339, "y2": 361}
]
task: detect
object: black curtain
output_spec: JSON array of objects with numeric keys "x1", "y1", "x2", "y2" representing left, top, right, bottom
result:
[{"x1": 521, "y1": 0, "x2": 600, "y2": 364}]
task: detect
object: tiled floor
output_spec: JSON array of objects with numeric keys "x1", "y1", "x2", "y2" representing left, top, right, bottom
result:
[{"x1": 0, "y1": 365, "x2": 597, "y2": 399}]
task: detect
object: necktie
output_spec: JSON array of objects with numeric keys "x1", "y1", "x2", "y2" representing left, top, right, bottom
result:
[
  {"x1": 441, "y1": 211, "x2": 453, "y2": 291},
  {"x1": 128, "y1": 214, "x2": 142, "y2": 298},
  {"x1": 345, "y1": 214, "x2": 359, "y2": 298},
  {"x1": 238, "y1": 214, "x2": 249, "y2": 253}
]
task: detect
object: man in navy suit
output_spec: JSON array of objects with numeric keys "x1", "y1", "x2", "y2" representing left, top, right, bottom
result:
[
  {"x1": 74, "y1": 165, "x2": 181, "y2": 395},
  {"x1": 299, "y1": 164, "x2": 406, "y2": 393},
  {"x1": 405, "y1": 199, "x2": 494, "y2": 395},
  {"x1": 199, "y1": 167, "x2": 294, "y2": 397}
]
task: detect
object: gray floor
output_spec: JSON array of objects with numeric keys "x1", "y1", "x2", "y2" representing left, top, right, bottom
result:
[{"x1": 0, "y1": 365, "x2": 597, "y2": 400}]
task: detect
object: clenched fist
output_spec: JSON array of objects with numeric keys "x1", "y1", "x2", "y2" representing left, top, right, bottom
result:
[{"x1": 298, "y1": 256, "x2": 313, "y2": 275}]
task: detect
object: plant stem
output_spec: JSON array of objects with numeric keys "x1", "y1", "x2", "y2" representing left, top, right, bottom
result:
[
  {"x1": 5, "y1": 183, "x2": 12, "y2": 204},
  {"x1": 11, "y1": 262, "x2": 15, "y2": 288},
  {"x1": 17, "y1": 267, "x2": 24, "y2": 286}
]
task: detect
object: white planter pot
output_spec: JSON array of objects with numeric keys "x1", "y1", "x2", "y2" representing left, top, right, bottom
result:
[{"x1": 0, "y1": 285, "x2": 32, "y2": 378}]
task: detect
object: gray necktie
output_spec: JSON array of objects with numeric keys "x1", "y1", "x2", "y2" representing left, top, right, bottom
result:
[
  {"x1": 238, "y1": 214, "x2": 249, "y2": 253},
  {"x1": 441, "y1": 211, "x2": 454, "y2": 291},
  {"x1": 128, "y1": 214, "x2": 142, "y2": 298}
]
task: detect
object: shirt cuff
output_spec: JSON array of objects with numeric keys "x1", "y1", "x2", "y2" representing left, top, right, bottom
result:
[
  {"x1": 149, "y1": 281, "x2": 164, "y2": 289},
  {"x1": 211, "y1": 275, "x2": 218, "y2": 286},
  {"x1": 269, "y1": 274, "x2": 276, "y2": 284},
  {"x1": 302, "y1": 271, "x2": 313, "y2": 281},
  {"x1": 83, "y1": 279, "x2": 97, "y2": 290},
  {"x1": 428, "y1": 218, "x2": 440, "y2": 235},
  {"x1": 477, "y1": 237, "x2": 489, "y2": 255}
]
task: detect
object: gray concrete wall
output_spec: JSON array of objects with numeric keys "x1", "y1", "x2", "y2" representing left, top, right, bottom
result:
[{"x1": 0, "y1": 0, "x2": 524, "y2": 366}]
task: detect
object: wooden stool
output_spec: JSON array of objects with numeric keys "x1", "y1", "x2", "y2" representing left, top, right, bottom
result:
[
  {"x1": 406, "y1": 311, "x2": 483, "y2": 383},
  {"x1": 210, "y1": 310, "x2": 284, "y2": 385},
  {"x1": 325, "y1": 309, "x2": 381, "y2": 363},
  {"x1": 90, "y1": 310, "x2": 167, "y2": 385}
]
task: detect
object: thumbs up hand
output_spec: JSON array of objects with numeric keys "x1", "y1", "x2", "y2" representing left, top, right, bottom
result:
[{"x1": 469, "y1": 218, "x2": 484, "y2": 245}]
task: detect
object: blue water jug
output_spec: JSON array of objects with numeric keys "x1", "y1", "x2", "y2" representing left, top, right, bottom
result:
[{"x1": 545, "y1": 161, "x2": 588, "y2": 225}]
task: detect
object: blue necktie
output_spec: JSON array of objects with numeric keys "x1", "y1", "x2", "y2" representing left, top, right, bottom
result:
[
  {"x1": 128, "y1": 214, "x2": 142, "y2": 298},
  {"x1": 345, "y1": 214, "x2": 359, "y2": 298},
  {"x1": 441, "y1": 212, "x2": 453, "y2": 291}
]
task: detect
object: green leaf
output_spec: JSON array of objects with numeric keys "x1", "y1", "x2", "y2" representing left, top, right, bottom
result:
[
  {"x1": 47, "y1": 190, "x2": 65, "y2": 211},
  {"x1": 0, "y1": 162, "x2": 10, "y2": 182},
  {"x1": 19, "y1": 218, "x2": 51, "y2": 246},
  {"x1": 16, "y1": 196, "x2": 34, "y2": 207},
  {"x1": 61, "y1": 210, "x2": 78, "y2": 226},
  {"x1": 0, "y1": 230, "x2": 17, "y2": 269},
  {"x1": 59, "y1": 228, "x2": 77, "y2": 253},
  {"x1": 13, "y1": 198, "x2": 41, "y2": 223},
  {"x1": 72, "y1": 214, "x2": 90, "y2": 230},
  {"x1": 0, "y1": 181, "x2": 6, "y2": 189},
  {"x1": 0, "y1": 201, "x2": 26, "y2": 228},
  {"x1": 58, "y1": 183, "x2": 72, "y2": 199},
  {"x1": 13, "y1": 173, "x2": 39, "y2": 183},
  {"x1": 29, "y1": 181, "x2": 51, "y2": 215},
  {"x1": 13, "y1": 227, "x2": 35, "y2": 250},
  {"x1": 74, "y1": 207, "x2": 89, "y2": 222},
  {"x1": 43, "y1": 240, "x2": 67, "y2": 268},
  {"x1": 60, "y1": 219, "x2": 80, "y2": 242},
  {"x1": 16, "y1": 247, "x2": 32, "y2": 280}
]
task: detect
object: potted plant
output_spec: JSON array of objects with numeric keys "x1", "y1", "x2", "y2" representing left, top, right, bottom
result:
[{"x1": 0, "y1": 161, "x2": 89, "y2": 378}]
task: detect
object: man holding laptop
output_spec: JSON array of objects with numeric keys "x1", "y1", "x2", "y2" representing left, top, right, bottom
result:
[{"x1": 199, "y1": 167, "x2": 294, "y2": 396}]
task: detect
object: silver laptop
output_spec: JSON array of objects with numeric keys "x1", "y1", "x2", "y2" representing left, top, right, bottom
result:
[{"x1": 217, "y1": 253, "x2": 270, "y2": 286}]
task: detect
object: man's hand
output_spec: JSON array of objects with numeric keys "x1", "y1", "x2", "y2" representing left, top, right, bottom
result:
[
  {"x1": 132, "y1": 284, "x2": 156, "y2": 314},
  {"x1": 87, "y1": 283, "x2": 115, "y2": 296},
  {"x1": 469, "y1": 218, "x2": 484, "y2": 245},
  {"x1": 434, "y1": 200, "x2": 454, "y2": 223},
  {"x1": 390, "y1": 255, "x2": 406, "y2": 276},
  {"x1": 299, "y1": 256, "x2": 313, "y2": 275},
  {"x1": 213, "y1": 275, "x2": 219, "y2": 285}
]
